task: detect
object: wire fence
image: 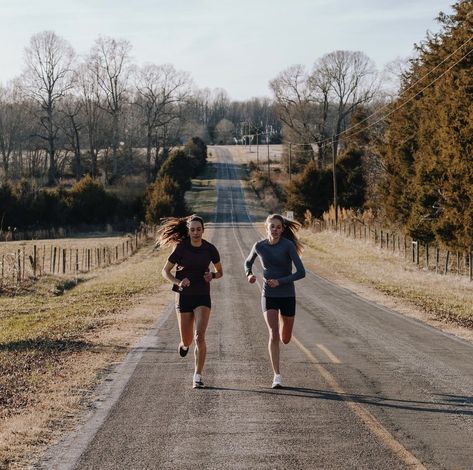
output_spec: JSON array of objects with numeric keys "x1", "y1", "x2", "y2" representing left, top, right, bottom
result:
[
  {"x1": 0, "y1": 225, "x2": 158, "y2": 289},
  {"x1": 310, "y1": 218, "x2": 473, "y2": 281}
]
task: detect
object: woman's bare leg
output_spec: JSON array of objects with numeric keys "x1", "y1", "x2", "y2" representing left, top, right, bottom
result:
[
  {"x1": 263, "y1": 309, "x2": 280, "y2": 375},
  {"x1": 280, "y1": 314, "x2": 295, "y2": 344},
  {"x1": 193, "y1": 306, "x2": 211, "y2": 375},
  {"x1": 176, "y1": 311, "x2": 194, "y2": 348}
]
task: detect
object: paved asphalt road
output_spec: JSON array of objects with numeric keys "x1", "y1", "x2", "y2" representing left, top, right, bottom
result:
[{"x1": 40, "y1": 147, "x2": 473, "y2": 470}]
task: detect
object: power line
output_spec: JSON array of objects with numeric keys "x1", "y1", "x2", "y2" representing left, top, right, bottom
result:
[
  {"x1": 316, "y1": 38, "x2": 473, "y2": 150},
  {"x1": 317, "y1": 35, "x2": 473, "y2": 146}
]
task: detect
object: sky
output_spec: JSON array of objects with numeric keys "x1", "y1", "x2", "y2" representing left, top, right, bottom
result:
[{"x1": 0, "y1": 0, "x2": 453, "y2": 101}]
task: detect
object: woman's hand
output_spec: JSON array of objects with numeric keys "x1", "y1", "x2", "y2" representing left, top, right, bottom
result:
[
  {"x1": 265, "y1": 278, "x2": 280, "y2": 288},
  {"x1": 179, "y1": 278, "x2": 191, "y2": 289},
  {"x1": 204, "y1": 271, "x2": 213, "y2": 282},
  {"x1": 247, "y1": 274, "x2": 256, "y2": 284}
]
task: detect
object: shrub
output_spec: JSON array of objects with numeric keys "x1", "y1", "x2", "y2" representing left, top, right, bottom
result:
[
  {"x1": 144, "y1": 175, "x2": 186, "y2": 224},
  {"x1": 69, "y1": 176, "x2": 118, "y2": 225}
]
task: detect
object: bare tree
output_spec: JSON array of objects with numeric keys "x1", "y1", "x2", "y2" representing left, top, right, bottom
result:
[
  {"x1": 315, "y1": 50, "x2": 379, "y2": 222},
  {"x1": 22, "y1": 31, "x2": 75, "y2": 185},
  {"x1": 134, "y1": 64, "x2": 191, "y2": 181},
  {"x1": 270, "y1": 65, "x2": 327, "y2": 164},
  {"x1": 215, "y1": 118, "x2": 235, "y2": 144},
  {"x1": 59, "y1": 94, "x2": 84, "y2": 180},
  {"x1": 90, "y1": 36, "x2": 132, "y2": 178},
  {"x1": 76, "y1": 60, "x2": 105, "y2": 178},
  {"x1": 0, "y1": 82, "x2": 24, "y2": 182}
]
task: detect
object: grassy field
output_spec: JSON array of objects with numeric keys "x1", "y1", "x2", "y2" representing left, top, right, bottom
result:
[{"x1": 0, "y1": 242, "x2": 172, "y2": 468}]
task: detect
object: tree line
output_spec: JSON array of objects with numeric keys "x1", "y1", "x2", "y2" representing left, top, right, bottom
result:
[
  {"x1": 269, "y1": 1, "x2": 472, "y2": 253},
  {"x1": 0, "y1": 32, "x2": 281, "y2": 187},
  {"x1": 0, "y1": 136, "x2": 207, "y2": 231}
]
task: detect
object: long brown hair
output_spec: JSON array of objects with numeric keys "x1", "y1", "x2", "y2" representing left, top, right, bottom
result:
[
  {"x1": 266, "y1": 213, "x2": 303, "y2": 255},
  {"x1": 155, "y1": 214, "x2": 204, "y2": 248}
]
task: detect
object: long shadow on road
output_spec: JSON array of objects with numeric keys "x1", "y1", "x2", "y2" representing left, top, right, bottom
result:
[{"x1": 201, "y1": 385, "x2": 473, "y2": 416}]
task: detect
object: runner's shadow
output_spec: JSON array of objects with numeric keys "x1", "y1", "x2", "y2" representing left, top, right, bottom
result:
[{"x1": 203, "y1": 385, "x2": 473, "y2": 416}]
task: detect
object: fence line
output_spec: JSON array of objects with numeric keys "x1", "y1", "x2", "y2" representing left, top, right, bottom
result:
[
  {"x1": 311, "y1": 218, "x2": 472, "y2": 281},
  {"x1": 0, "y1": 225, "x2": 158, "y2": 289}
]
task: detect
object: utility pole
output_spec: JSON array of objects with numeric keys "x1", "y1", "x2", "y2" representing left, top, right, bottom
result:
[
  {"x1": 332, "y1": 136, "x2": 338, "y2": 226},
  {"x1": 256, "y1": 132, "x2": 259, "y2": 166},
  {"x1": 288, "y1": 142, "x2": 292, "y2": 183},
  {"x1": 267, "y1": 129, "x2": 270, "y2": 180}
]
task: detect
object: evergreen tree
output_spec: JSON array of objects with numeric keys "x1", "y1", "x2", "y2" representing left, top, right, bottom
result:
[
  {"x1": 380, "y1": 0, "x2": 472, "y2": 249},
  {"x1": 285, "y1": 160, "x2": 332, "y2": 220}
]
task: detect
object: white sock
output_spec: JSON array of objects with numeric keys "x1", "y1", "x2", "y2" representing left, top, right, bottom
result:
[{"x1": 194, "y1": 373, "x2": 202, "y2": 381}]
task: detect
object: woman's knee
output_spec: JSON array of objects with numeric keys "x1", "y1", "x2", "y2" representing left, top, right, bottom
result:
[{"x1": 281, "y1": 333, "x2": 292, "y2": 344}]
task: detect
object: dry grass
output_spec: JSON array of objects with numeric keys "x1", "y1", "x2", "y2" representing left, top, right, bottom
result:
[
  {"x1": 216, "y1": 144, "x2": 283, "y2": 165},
  {"x1": 301, "y1": 229, "x2": 473, "y2": 336},
  {"x1": 0, "y1": 234, "x2": 137, "y2": 291},
  {"x1": 0, "y1": 244, "x2": 173, "y2": 469}
]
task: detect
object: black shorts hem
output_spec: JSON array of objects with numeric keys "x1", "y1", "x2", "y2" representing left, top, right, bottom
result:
[
  {"x1": 262, "y1": 296, "x2": 296, "y2": 317},
  {"x1": 176, "y1": 294, "x2": 211, "y2": 313}
]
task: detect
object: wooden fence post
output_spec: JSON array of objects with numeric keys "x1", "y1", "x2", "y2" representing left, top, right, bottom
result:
[
  {"x1": 33, "y1": 245, "x2": 37, "y2": 277},
  {"x1": 468, "y1": 250, "x2": 473, "y2": 281},
  {"x1": 17, "y1": 249, "x2": 21, "y2": 283}
]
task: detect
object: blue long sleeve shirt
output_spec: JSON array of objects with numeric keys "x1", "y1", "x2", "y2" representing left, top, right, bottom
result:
[{"x1": 244, "y1": 237, "x2": 305, "y2": 297}]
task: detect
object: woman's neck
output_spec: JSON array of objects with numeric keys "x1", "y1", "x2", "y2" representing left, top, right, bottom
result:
[
  {"x1": 268, "y1": 236, "x2": 280, "y2": 245},
  {"x1": 190, "y1": 238, "x2": 203, "y2": 247}
]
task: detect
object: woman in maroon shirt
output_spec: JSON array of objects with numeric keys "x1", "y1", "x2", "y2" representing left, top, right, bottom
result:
[{"x1": 158, "y1": 215, "x2": 223, "y2": 389}]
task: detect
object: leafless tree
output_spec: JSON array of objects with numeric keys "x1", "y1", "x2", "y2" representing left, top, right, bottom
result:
[
  {"x1": 59, "y1": 94, "x2": 84, "y2": 180},
  {"x1": 269, "y1": 65, "x2": 326, "y2": 164},
  {"x1": 90, "y1": 36, "x2": 132, "y2": 178},
  {"x1": 22, "y1": 31, "x2": 75, "y2": 185},
  {"x1": 0, "y1": 82, "x2": 24, "y2": 182},
  {"x1": 134, "y1": 64, "x2": 192, "y2": 181},
  {"x1": 215, "y1": 118, "x2": 235, "y2": 144},
  {"x1": 76, "y1": 60, "x2": 105, "y2": 178},
  {"x1": 315, "y1": 50, "x2": 379, "y2": 221}
]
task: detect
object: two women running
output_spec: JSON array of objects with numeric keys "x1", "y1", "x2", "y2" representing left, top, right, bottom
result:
[
  {"x1": 159, "y1": 212, "x2": 304, "y2": 390},
  {"x1": 245, "y1": 214, "x2": 305, "y2": 388},
  {"x1": 158, "y1": 215, "x2": 222, "y2": 389}
]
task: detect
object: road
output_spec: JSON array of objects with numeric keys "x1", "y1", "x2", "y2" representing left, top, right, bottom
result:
[{"x1": 40, "y1": 146, "x2": 473, "y2": 470}]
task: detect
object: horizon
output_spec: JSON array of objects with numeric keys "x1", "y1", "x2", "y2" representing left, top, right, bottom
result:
[{"x1": 0, "y1": 0, "x2": 452, "y2": 101}]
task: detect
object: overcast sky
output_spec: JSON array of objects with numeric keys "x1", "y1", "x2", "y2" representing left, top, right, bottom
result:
[{"x1": 0, "y1": 0, "x2": 452, "y2": 100}]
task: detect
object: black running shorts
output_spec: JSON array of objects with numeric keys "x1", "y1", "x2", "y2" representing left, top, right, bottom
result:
[
  {"x1": 176, "y1": 294, "x2": 211, "y2": 313},
  {"x1": 262, "y1": 296, "x2": 296, "y2": 317}
]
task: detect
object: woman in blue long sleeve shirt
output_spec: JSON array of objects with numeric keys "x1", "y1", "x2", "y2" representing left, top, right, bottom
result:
[{"x1": 245, "y1": 214, "x2": 305, "y2": 388}]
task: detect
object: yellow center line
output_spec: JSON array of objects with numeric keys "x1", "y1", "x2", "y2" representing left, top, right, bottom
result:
[
  {"x1": 316, "y1": 343, "x2": 342, "y2": 364},
  {"x1": 293, "y1": 336, "x2": 426, "y2": 469}
]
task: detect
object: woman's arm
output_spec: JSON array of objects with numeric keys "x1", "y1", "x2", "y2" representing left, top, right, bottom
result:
[
  {"x1": 244, "y1": 244, "x2": 258, "y2": 283},
  {"x1": 204, "y1": 261, "x2": 223, "y2": 282},
  {"x1": 162, "y1": 260, "x2": 189, "y2": 289},
  {"x1": 276, "y1": 243, "x2": 305, "y2": 285},
  {"x1": 244, "y1": 244, "x2": 258, "y2": 276}
]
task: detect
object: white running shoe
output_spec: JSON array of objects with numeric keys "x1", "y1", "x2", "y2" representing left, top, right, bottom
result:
[
  {"x1": 272, "y1": 374, "x2": 283, "y2": 389},
  {"x1": 193, "y1": 373, "x2": 204, "y2": 389}
]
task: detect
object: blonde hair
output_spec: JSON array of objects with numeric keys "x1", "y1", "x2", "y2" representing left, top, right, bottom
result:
[
  {"x1": 266, "y1": 213, "x2": 303, "y2": 255},
  {"x1": 156, "y1": 214, "x2": 204, "y2": 248}
]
